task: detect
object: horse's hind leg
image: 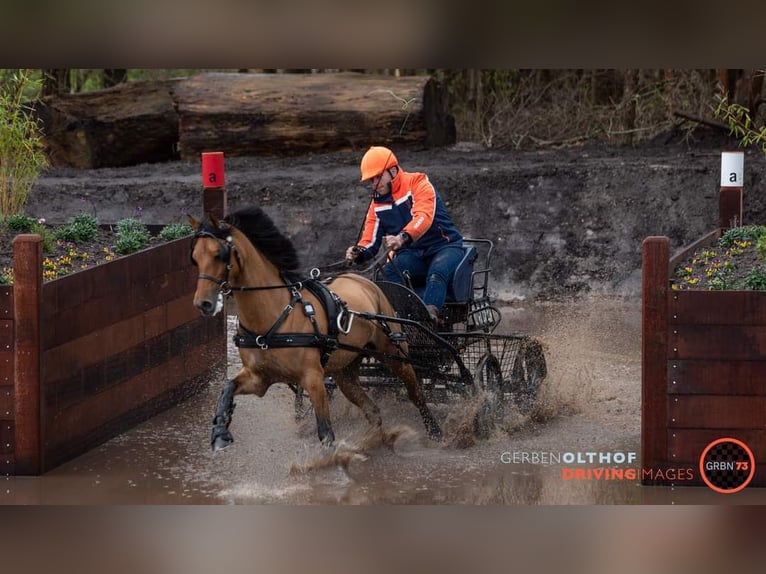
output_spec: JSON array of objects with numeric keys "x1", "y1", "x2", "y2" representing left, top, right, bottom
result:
[
  {"x1": 386, "y1": 359, "x2": 442, "y2": 440},
  {"x1": 334, "y1": 357, "x2": 382, "y2": 430}
]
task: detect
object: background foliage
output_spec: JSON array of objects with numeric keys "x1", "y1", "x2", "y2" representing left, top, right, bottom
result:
[{"x1": 28, "y1": 68, "x2": 765, "y2": 150}]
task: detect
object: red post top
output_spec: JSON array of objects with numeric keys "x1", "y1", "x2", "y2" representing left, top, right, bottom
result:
[{"x1": 201, "y1": 152, "x2": 225, "y2": 188}]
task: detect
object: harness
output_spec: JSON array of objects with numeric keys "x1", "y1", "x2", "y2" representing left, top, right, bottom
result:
[
  {"x1": 233, "y1": 276, "x2": 354, "y2": 367},
  {"x1": 192, "y1": 230, "x2": 377, "y2": 367}
]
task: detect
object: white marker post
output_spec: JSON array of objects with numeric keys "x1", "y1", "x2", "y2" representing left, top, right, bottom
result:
[{"x1": 720, "y1": 151, "x2": 744, "y2": 230}]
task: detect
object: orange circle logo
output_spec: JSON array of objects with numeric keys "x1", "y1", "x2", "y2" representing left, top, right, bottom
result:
[{"x1": 699, "y1": 437, "x2": 755, "y2": 494}]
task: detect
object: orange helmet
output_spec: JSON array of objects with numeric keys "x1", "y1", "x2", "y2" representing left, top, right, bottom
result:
[{"x1": 360, "y1": 146, "x2": 398, "y2": 182}]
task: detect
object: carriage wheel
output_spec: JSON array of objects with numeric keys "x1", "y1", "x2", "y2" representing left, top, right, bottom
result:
[
  {"x1": 472, "y1": 353, "x2": 504, "y2": 439},
  {"x1": 509, "y1": 339, "x2": 547, "y2": 415}
]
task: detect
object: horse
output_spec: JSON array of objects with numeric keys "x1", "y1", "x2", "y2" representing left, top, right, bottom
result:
[{"x1": 189, "y1": 206, "x2": 442, "y2": 451}]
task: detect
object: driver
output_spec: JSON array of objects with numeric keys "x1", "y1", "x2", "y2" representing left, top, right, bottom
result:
[{"x1": 345, "y1": 145, "x2": 464, "y2": 324}]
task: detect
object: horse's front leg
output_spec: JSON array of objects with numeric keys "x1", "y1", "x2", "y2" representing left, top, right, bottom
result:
[
  {"x1": 211, "y1": 367, "x2": 268, "y2": 451},
  {"x1": 302, "y1": 368, "x2": 335, "y2": 446},
  {"x1": 211, "y1": 378, "x2": 237, "y2": 451}
]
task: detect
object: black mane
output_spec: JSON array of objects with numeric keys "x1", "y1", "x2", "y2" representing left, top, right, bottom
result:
[{"x1": 219, "y1": 206, "x2": 301, "y2": 271}]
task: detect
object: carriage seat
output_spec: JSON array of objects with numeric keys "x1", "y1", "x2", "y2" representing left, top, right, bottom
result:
[
  {"x1": 412, "y1": 245, "x2": 478, "y2": 304},
  {"x1": 446, "y1": 245, "x2": 478, "y2": 303}
]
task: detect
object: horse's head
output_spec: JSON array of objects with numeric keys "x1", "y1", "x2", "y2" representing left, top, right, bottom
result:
[{"x1": 189, "y1": 213, "x2": 237, "y2": 316}]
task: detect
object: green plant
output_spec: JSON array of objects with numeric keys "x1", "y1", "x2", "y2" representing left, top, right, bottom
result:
[
  {"x1": 714, "y1": 94, "x2": 766, "y2": 156},
  {"x1": 113, "y1": 218, "x2": 151, "y2": 254},
  {"x1": 743, "y1": 266, "x2": 766, "y2": 290},
  {"x1": 0, "y1": 267, "x2": 13, "y2": 285},
  {"x1": 718, "y1": 225, "x2": 764, "y2": 248},
  {"x1": 756, "y1": 230, "x2": 766, "y2": 262},
  {"x1": 158, "y1": 223, "x2": 193, "y2": 241},
  {"x1": 30, "y1": 222, "x2": 55, "y2": 253},
  {"x1": 4, "y1": 213, "x2": 37, "y2": 232},
  {"x1": 0, "y1": 69, "x2": 49, "y2": 217},
  {"x1": 54, "y1": 213, "x2": 100, "y2": 243}
]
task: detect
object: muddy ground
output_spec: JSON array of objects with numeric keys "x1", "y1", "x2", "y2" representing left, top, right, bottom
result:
[{"x1": 25, "y1": 128, "x2": 766, "y2": 300}]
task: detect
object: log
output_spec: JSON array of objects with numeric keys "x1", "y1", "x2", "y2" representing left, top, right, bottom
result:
[
  {"x1": 171, "y1": 72, "x2": 455, "y2": 159},
  {"x1": 36, "y1": 72, "x2": 456, "y2": 168},
  {"x1": 35, "y1": 79, "x2": 180, "y2": 169}
]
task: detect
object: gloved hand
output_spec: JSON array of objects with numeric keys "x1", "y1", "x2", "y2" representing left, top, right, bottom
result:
[{"x1": 345, "y1": 245, "x2": 362, "y2": 264}]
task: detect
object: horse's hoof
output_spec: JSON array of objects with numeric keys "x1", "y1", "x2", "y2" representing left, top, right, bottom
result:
[{"x1": 211, "y1": 429, "x2": 234, "y2": 451}]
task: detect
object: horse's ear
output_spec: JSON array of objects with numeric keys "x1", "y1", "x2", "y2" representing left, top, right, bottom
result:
[{"x1": 187, "y1": 214, "x2": 201, "y2": 230}]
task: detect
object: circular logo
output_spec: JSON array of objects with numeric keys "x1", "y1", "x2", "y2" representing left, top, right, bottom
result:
[{"x1": 699, "y1": 437, "x2": 755, "y2": 494}]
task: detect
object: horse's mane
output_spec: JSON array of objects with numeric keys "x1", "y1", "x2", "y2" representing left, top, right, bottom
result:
[{"x1": 219, "y1": 206, "x2": 301, "y2": 271}]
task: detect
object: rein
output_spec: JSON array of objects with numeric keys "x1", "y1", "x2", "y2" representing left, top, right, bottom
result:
[
  {"x1": 192, "y1": 229, "x2": 407, "y2": 366},
  {"x1": 193, "y1": 228, "x2": 394, "y2": 291}
]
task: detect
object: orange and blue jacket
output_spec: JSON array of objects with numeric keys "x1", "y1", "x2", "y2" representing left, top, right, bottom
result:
[{"x1": 355, "y1": 169, "x2": 463, "y2": 262}]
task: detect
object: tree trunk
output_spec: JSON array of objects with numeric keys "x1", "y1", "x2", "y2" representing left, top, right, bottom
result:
[
  {"x1": 35, "y1": 79, "x2": 180, "y2": 169},
  {"x1": 171, "y1": 72, "x2": 455, "y2": 159},
  {"x1": 36, "y1": 72, "x2": 455, "y2": 168}
]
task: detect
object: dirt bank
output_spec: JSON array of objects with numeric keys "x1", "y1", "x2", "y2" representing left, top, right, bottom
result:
[{"x1": 26, "y1": 130, "x2": 766, "y2": 299}]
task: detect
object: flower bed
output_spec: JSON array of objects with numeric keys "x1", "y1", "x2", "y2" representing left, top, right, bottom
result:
[
  {"x1": 1, "y1": 213, "x2": 192, "y2": 284},
  {"x1": 671, "y1": 225, "x2": 766, "y2": 291}
]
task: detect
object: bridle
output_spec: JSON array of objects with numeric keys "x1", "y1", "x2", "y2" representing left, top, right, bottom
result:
[{"x1": 191, "y1": 230, "x2": 303, "y2": 294}]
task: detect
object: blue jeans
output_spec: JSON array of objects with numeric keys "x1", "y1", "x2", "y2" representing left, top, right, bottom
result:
[{"x1": 380, "y1": 246, "x2": 465, "y2": 309}]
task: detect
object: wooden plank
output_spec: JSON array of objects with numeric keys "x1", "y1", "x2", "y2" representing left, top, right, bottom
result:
[
  {"x1": 43, "y1": 315, "x2": 223, "y2": 408},
  {"x1": 0, "y1": 286, "x2": 13, "y2": 318},
  {"x1": 42, "y1": 263, "x2": 196, "y2": 349},
  {"x1": 669, "y1": 324, "x2": 766, "y2": 360},
  {"x1": 668, "y1": 229, "x2": 720, "y2": 269},
  {"x1": 668, "y1": 395, "x2": 766, "y2": 429},
  {"x1": 42, "y1": 360, "x2": 224, "y2": 472},
  {"x1": 720, "y1": 187, "x2": 743, "y2": 230},
  {"x1": 670, "y1": 290, "x2": 766, "y2": 325},
  {"x1": 0, "y1": 320, "x2": 13, "y2": 389},
  {"x1": 668, "y1": 360, "x2": 766, "y2": 394},
  {"x1": 43, "y1": 313, "x2": 146, "y2": 384},
  {"x1": 12, "y1": 235, "x2": 42, "y2": 475},
  {"x1": 0, "y1": 350, "x2": 12, "y2": 388},
  {"x1": 203, "y1": 188, "x2": 227, "y2": 220},
  {"x1": 0, "y1": 453, "x2": 14, "y2": 476},
  {"x1": 43, "y1": 343, "x2": 225, "y2": 463},
  {"x1": 166, "y1": 292, "x2": 202, "y2": 330},
  {"x1": 668, "y1": 428, "x2": 766, "y2": 463},
  {"x1": 641, "y1": 236, "x2": 670, "y2": 473},
  {"x1": 0, "y1": 420, "x2": 13, "y2": 454},
  {"x1": 0, "y1": 319, "x2": 13, "y2": 348},
  {"x1": 0, "y1": 387, "x2": 13, "y2": 420}
]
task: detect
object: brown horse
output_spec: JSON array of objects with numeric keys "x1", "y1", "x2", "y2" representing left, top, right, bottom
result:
[{"x1": 189, "y1": 206, "x2": 442, "y2": 451}]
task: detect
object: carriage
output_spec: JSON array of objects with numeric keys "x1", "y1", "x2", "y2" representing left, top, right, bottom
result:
[
  {"x1": 190, "y1": 207, "x2": 547, "y2": 449},
  {"x1": 294, "y1": 238, "x2": 548, "y2": 431}
]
